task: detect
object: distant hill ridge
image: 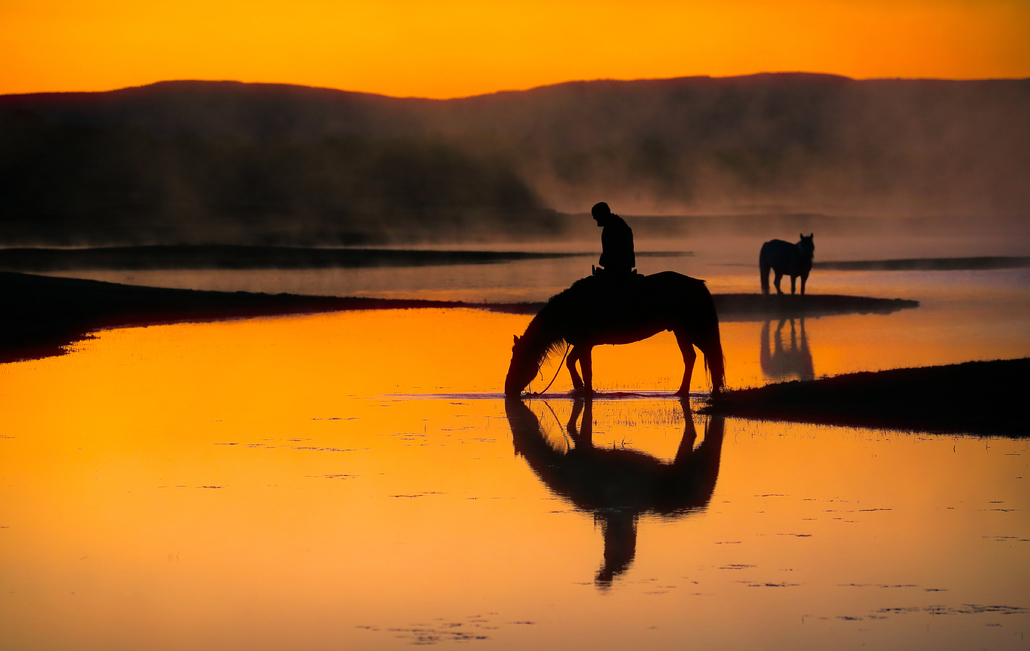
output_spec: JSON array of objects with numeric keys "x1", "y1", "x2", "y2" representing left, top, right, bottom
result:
[
  {"x1": 2, "y1": 74, "x2": 1028, "y2": 246},
  {"x1": 5, "y1": 74, "x2": 1029, "y2": 143}
]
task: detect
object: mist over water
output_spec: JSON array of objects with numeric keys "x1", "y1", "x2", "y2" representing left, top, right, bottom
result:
[
  {"x1": 2, "y1": 75, "x2": 1028, "y2": 247},
  {"x1": 38, "y1": 226, "x2": 1030, "y2": 303}
]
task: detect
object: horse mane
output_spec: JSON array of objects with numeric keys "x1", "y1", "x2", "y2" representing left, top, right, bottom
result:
[
  {"x1": 519, "y1": 279, "x2": 598, "y2": 369},
  {"x1": 524, "y1": 324, "x2": 567, "y2": 370},
  {"x1": 544, "y1": 276, "x2": 598, "y2": 305},
  {"x1": 519, "y1": 300, "x2": 576, "y2": 370},
  {"x1": 541, "y1": 337, "x2": 568, "y2": 359}
]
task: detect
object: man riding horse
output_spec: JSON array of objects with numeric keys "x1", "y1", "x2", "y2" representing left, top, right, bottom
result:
[
  {"x1": 505, "y1": 201, "x2": 724, "y2": 397},
  {"x1": 591, "y1": 202, "x2": 635, "y2": 277}
]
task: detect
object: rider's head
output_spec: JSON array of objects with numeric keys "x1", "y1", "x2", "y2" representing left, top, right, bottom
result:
[{"x1": 591, "y1": 202, "x2": 612, "y2": 227}]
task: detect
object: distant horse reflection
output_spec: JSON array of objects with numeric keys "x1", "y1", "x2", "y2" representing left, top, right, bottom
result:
[
  {"x1": 760, "y1": 318, "x2": 815, "y2": 381},
  {"x1": 505, "y1": 397, "x2": 724, "y2": 589}
]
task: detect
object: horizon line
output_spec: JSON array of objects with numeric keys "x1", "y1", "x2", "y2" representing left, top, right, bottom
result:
[{"x1": 5, "y1": 71, "x2": 1030, "y2": 102}]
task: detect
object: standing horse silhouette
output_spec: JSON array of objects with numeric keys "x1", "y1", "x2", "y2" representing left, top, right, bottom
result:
[
  {"x1": 760, "y1": 234, "x2": 815, "y2": 295},
  {"x1": 505, "y1": 397, "x2": 725, "y2": 588},
  {"x1": 504, "y1": 272, "x2": 725, "y2": 396}
]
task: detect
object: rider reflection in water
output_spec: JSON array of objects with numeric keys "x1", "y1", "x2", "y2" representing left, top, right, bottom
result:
[{"x1": 591, "y1": 202, "x2": 635, "y2": 276}]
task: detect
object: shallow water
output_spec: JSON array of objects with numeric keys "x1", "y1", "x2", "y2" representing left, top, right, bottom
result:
[
  {"x1": 6, "y1": 240, "x2": 1030, "y2": 649},
  {"x1": 1, "y1": 294, "x2": 1029, "y2": 650}
]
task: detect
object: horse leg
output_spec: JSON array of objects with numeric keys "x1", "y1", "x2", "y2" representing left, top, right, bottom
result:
[
  {"x1": 790, "y1": 274, "x2": 797, "y2": 295},
  {"x1": 800, "y1": 272, "x2": 808, "y2": 295},
  {"x1": 674, "y1": 331, "x2": 697, "y2": 396},
  {"x1": 566, "y1": 347, "x2": 584, "y2": 393},
  {"x1": 773, "y1": 271, "x2": 784, "y2": 295},
  {"x1": 567, "y1": 396, "x2": 594, "y2": 449},
  {"x1": 580, "y1": 346, "x2": 594, "y2": 394},
  {"x1": 566, "y1": 398, "x2": 593, "y2": 449}
]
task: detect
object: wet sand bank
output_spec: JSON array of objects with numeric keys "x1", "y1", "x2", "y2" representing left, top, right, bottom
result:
[{"x1": 704, "y1": 358, "x2": 1029, "y2": 437}]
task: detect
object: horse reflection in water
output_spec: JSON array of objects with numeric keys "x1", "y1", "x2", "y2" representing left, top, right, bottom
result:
[
  {"x1": 760, "y1": 318, "x2": 815, "y2": 381},
  {"x1": 505, "y1": 397, "x2": 725, "y2": 589}
]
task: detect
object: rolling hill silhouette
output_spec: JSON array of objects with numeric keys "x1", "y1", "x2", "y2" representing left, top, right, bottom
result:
[{"x1": 2, "y1": 74, "x2": 1028, "y2": 245}]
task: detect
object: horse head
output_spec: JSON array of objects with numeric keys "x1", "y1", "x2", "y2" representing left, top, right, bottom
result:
[
  {"x1": 505, "y1": 334, "x2": 539, "y2": 396},
  {"x1": 799, "y1": 233, "x2": 815, "y2": 258}
]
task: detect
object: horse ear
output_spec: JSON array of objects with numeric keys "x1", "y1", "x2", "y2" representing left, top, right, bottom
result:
[
  {"x1": 513, "y1": 335, "x2": 520, "y2": 343},
  {"x1": 800, "y1": 232, "x2": 804, "y2": 239}
]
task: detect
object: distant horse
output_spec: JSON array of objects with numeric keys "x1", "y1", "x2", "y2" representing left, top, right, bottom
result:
[
  {"x1": 760, "y1": 234, "x2": 815, "y2": 295},
  {"x1": 504, "y1": 272, "x2": 725, "y2": 396},
  {"x1": 505, "y1": 397, "x2": 725, "y2": 588}
]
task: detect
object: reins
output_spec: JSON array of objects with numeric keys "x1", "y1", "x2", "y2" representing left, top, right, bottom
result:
[{"x1": 528, "y1": 342, "x2": 571, "y2": 397}]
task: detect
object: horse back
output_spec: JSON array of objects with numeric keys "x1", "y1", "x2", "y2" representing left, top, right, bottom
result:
[
  {"x1": 550, "y1": 272, "x2": 709, "y2": 341},
  {"x1": 646, "y1": 270, "x2": 707, "y2": 289},
  {"x1": 760, "y1": 240, "x2": 810, "y2": 274}
]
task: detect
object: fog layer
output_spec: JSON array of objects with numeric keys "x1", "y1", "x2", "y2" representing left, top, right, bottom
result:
[{"x1": 1, "y1": 74, "x2": 1027, "y2": 245}]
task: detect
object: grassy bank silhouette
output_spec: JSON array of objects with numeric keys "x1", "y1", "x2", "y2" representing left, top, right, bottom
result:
[{"x1": 705, "y1": 359, "x2": 1028, "y2": 437}]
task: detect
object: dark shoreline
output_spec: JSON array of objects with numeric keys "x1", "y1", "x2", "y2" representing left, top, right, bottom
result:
[
  {"x1": 703, "y1": 358, "x2": 1029, "y2": 437},
  {"x1": 0, "y1": 245, "x2": 691, "y2": 271},
  {"x1": 813, "y1": 256, "x2": 1030, "y2": 271},
  {"x1": 712, "y1": 293, "x2": 916, "y2": 322},
  {"x1": 0, "y1": 271, "x2": 531, "y2": 363},
  {"x1": 0, "y1": 271, "x2": 918, "y2": 363},
  {"x1": 1, "y1": 247, "x2": 1024, "y2": 273}
]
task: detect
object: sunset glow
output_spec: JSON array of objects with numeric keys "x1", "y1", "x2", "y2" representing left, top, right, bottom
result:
[
  {"x1": 2, "y1": 0, "x2": 1028, "y2": 98},
  {"x1": 3, "y1": 0, "x2": 1030, "y2": 644}
]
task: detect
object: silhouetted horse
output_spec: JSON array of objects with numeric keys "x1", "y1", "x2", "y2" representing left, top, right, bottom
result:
[
  {"x1": 505, "y1": 397, "x2": 725, "y2": 588},
  {"x1": 760, "y1": 318, "x2": 815, "y2": 381},
  {"x1": 504, "y1": 273, "x2": 725, "y2": 396},
  {"x1": 760, "y1": 234, "x2": 815, "y2": 295}
]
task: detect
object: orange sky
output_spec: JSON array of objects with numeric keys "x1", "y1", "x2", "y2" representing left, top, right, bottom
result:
[{"x1": 2, "y1": 0, "x2": 1028, "y2": 98}]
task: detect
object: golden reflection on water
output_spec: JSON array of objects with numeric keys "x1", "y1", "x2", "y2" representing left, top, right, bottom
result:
[{"x1": 0, "y1": 309, "x2": 1028, "y2": 650}]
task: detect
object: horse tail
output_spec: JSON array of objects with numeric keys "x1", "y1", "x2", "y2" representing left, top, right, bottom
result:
[
  {"x1": 759, "y1": 244, "x2": 771, "y2": 295},
  {"x1": 690, "y1": 280, "x2": 726, "y2": 394}
]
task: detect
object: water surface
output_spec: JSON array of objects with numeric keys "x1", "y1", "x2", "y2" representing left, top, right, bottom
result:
[
  {"x1": 5, "y1": 236, "x2": 1030, "y2": 649},
  {"x1": 1, "y1": 298, "x2": 1028, "y2": 649}
]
